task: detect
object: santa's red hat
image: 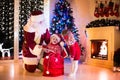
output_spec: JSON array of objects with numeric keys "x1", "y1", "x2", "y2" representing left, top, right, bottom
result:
[{"x1": 30, "y1": 10, "x2": 44, "y2": 22}]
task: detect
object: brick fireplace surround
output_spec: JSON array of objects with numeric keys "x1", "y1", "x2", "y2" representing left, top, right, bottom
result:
[{"x1": 86, "y1": 26, "x2": 120, "y2": 69}]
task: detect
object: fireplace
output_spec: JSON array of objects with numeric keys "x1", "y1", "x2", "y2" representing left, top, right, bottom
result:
[
  {"x1": 91, "y1": 39, "x2": 108, "y2": 60},
  {"x1": 86, "y1": 26, "x2": 120, "y2": 69}
]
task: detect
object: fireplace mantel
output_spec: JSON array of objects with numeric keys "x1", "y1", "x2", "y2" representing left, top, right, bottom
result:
[{"x1": 86, "y1": 26, "x2": 120, "y2": 69}]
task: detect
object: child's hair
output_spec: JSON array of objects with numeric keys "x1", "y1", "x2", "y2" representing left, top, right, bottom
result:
[
  {"x1": 62, "y1": 29, "x2": 72, "y2": 36},
  {"x1": 61, "y1": 30, "x2": 68, "y2": 36},
  {"x1": 61, "y1": 29, "x2": 75, "y2": 41}
]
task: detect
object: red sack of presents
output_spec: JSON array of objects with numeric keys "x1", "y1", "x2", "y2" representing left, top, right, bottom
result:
[
  {"x1": 42, "y1": 34, "x2": 68, "y2": 77},
  {"x1": 43, "y1": 52, "x2": 64, "y2": 77}
]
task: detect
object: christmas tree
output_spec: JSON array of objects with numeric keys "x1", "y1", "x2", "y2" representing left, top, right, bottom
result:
[
  {"x1": 50, "y1": 0, "x2": 80, "y2": 42},
  {"x1": 50, "y1": 0, "x2": 84, "y2": 50}
]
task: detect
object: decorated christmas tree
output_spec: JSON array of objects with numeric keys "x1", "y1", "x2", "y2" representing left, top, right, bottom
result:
[{"x1": 50, "y1": 0, "x2": 85, "y2": 52}]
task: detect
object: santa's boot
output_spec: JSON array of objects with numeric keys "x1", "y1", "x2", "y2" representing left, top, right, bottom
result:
[
  {"x1": 69, "y1": 60, "x2": 78, "y2": 77},
  {"x1": 24, "y1": 64, "x2": 37, "y2": 72}
]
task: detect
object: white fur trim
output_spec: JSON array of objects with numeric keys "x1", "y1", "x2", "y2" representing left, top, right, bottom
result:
[
  {"x1": 51, "y1": 34, "x2": 61, "y2": 42},
  {"x1": 23, "y1": 57, "x2": 38, "y2": 65},
  {"x1": 31, "y1": 14, "x2": 44, "y2": 22},
  {"x1": 29, "y1": 45, "x2": 43, "y2": 56}
]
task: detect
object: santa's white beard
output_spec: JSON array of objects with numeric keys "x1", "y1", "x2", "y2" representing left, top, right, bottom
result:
[{"x1": 33, "y1": 22, "x2": 48, "y2": 44}]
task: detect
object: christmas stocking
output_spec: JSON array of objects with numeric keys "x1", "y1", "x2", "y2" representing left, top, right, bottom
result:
[
  {"x1": 104, "y1": 1, "x2": 109, "y2": 17},
  {"x1": 114, "y1": 2, "x2": 119, "y2": 17},
  {"x1": 94, "y1": 1, "x2": 99, "y2": 18},
  {"x1": 99, "y1": 1, "x2": 104, "y2": 17},
  {"x1": 108, "y1": 0, "x2": 114, "y2": 16}
]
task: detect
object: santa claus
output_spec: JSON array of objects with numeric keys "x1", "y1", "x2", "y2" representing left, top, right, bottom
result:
[{"x1": 22, "y1": 10, "x2": 50, "y2": 72}]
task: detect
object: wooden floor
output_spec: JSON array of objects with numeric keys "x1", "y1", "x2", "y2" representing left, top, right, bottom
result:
[{"x1": 0, "y1": 59, "x2": 120, "y2": 80}]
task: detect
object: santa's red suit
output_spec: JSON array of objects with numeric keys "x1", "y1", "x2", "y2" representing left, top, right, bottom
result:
[
  {"x1": 22, "y1": 11, "x2": 50, "y2": 72},
  {"x1": 43, "y1": 34, "x2": 67, "y2": 76}
]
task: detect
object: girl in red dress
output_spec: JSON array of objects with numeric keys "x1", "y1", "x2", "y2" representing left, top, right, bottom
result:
[
  {"x1": 43, "y1": 34, "x2": 68, "y2": 77},
  {"x1": 62, "y1": 30, "x2": 81, "y2": 77}
]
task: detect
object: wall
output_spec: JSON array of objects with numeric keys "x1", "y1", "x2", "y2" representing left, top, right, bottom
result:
[{"x1": 70, "y1": 0, "x2": 91, "y2": 52}]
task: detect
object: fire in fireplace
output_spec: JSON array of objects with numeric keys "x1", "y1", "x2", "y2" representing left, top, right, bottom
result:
[{"x1": 91, "y1": 39, "x2": 108, "y2": 60}]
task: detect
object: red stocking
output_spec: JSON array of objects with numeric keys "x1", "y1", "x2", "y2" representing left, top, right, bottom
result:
[
  {"x1": 108, "y1": 0, "x2": 114, "y2": 16},
  {"x1": 94, "y1": 1, "x2": 99, "y2": 18},
  {"x1": 114, "y1": 2, "x2": 119, "y2": 17},
  {"x1": 104, "y1": 1, "x2": 109, "y2": 17},
  {"x1": 99, "y1": 1, "x2": 104, "y2": 17}
]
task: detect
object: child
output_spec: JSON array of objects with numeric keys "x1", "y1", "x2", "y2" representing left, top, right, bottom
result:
[
  {"x1": 61, "y1": 30, "x2": 81, "y2": 77},
  {"x1": 42, "y1": 34, "x2": 68, "y2": 76}
]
